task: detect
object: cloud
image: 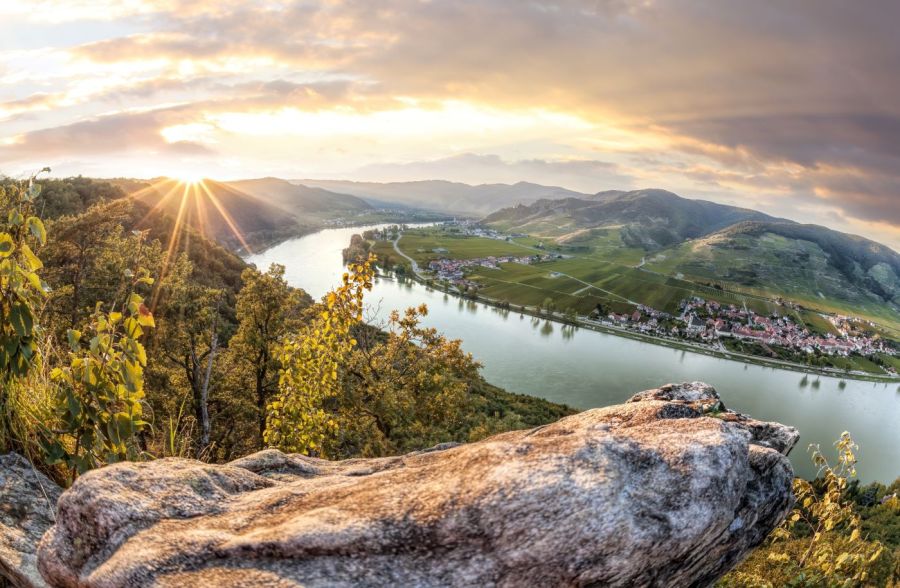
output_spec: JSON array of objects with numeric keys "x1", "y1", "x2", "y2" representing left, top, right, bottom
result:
[
  {"x1": 1, "y1": 0, "x2": 899, "y2": 242},
  {"x1": 0, "y1": 106, "x2": 215, "y2": 164}
]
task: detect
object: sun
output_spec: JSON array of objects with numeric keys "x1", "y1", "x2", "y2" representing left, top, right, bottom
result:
[{"x1": 173, "y1": 171, "x2": 205, "y2": 184}]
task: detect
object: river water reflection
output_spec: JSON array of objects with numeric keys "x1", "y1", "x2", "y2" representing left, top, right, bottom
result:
[{"x1": 248, "y1": 224, "x2": 900, "y2": 482}]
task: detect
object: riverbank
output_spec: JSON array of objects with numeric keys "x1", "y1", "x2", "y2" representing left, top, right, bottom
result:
[{"x1": 383, "y1": 269, "x2": 899, "y2": 384}]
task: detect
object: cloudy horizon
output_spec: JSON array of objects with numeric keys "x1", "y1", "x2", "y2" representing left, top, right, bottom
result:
[{"x1": 2, "y1": 0, "x2": 899, "y2": 248}]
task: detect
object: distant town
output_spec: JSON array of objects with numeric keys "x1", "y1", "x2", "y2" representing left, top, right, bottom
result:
[{"x1": 602, "y1": 297, "x2": 895, "y2": 366}]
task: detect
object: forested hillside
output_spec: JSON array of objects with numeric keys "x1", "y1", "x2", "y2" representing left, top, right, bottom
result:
[
  {"x1": 116, "y1": 177, "x2": 306, "y2": 252},
  {"x1": 0, "y1": 174, "x2": 573, "y2": 483},
  {"x1": 227, "y1": 177, "x2": 373, "y2": 218}
]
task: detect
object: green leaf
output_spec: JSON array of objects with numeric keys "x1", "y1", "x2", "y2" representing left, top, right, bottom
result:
[
  {"x1": 9, "y1": 303, "x2": 33, "y2": 337},
  {"x1": 8, "y1": 210, "x2": 23, "y2": 226},
  {"x1": 0, "y1": 233, "x2": 13, "y2": 258},
  {"x1": 23, "y1": 269, "x2": 44, "y2": 294},
  {"x1": 26, "y1": 217, "x2": 46, "y2": 245},
  {"x1": 67, "y1": 329, "x2": 82, "y2": 351}
]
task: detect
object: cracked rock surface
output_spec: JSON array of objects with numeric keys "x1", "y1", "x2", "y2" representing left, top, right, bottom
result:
[{"x1": 32, "y1": 382, "x2": 797, "y2": 588}]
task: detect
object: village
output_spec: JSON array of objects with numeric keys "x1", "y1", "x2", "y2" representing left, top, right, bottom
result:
[
  {"x1": 427, "y1": 253, "x2": 561, "y2": 283},
  {"x1": 421, "y1": 242, "x2": 896, "y2": 364},
  {"x1": 602, "y1": 296, "x2": 896, "y2": 361},
  {"x1": 423, "y1": 249, "x2": 896, "y2": 367}
]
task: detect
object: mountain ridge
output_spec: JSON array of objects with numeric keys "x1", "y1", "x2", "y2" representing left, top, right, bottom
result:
[
  {"x1": 483, "y1": 188, "x2": 899, "y2": 316},
  {"x1": 295, "y1": 178, "x2": 587, "y2": 216}
]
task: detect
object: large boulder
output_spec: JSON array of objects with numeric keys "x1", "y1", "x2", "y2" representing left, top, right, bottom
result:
[
  {"x1": 0, "y1": 454, "x2": 61, "y2": 588},
  {"x1": 38, "y1": 382, "x2": 798, "y2": 588}
]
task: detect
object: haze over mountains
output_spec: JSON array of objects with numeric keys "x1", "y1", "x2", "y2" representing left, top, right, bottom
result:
[
  {"x1": 297, "y1": 179, "x2": 585, "y2": 216},
  {"x1": 227, "y1": 178, "x2": 372, "y2": 218}
]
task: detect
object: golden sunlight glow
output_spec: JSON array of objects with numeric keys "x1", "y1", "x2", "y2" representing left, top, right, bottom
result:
[
  {"x1": 172, "y1": 171, "x2": 205, "y2": 184},
  {"x1": 209, "y1": 101, "x2": 594, "y2": 139},
  {"x1": 128, "y1": 177, "x2": 250, "y2": 310}
]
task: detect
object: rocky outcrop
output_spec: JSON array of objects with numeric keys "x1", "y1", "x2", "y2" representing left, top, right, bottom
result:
[
  {"x1": 0, "y1": 454, "x2": 61, "y2": 588},
  {"x1": 33, "y1": 382, "x2": 797, "y2": 588}
]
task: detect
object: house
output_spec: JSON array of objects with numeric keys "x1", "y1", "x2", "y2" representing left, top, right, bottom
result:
[{"x1": 686, "y1": 314, "x2": 706, "y2": 334}]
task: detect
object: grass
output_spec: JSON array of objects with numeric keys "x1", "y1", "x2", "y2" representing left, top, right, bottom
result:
[
  {"x1": 875, "y1": 353, "x2": 900, "y2": 372},
  {"x1": 826, "y1": 355, "x2": 886, "y2": 375},
  {"x1": 379, "y1": 227, "x2": 899, "y2": 348},
  {"x1": 388, "y1": 229, "x2": 785, "y2": 317},
  {"x1": 399, "y1": 231, "x2": 529, "y2": 265},
  {"x1": 797, "y1": 310, "x2": 840, "y2": 336}
]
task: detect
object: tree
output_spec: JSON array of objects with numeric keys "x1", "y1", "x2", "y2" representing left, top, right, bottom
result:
[
  {"x1": 229, "y1": 264, "x2": 308, "y2": 446},
  {"x1": 265, "y1": 256, "x2": 374, "y2": 455},
  {"x1": 156, "y1": 282, "x2": 225, "y2": 458},
  {"x1": 334, "y1": 304, "x2": 479, "y2": 458},
  {"x1": 722, "y1": 433, "x2": 893, "y2": 586},
  {"x1": 542, "y1": 297, "x2": 555, "y2": 315},
  {"x1": 0, "y1": 176, "x2": 47, "y2": 380},
  {"x1": 0, "y1": 173, "x2": 49, "y2": 453},
  {"x1": 44, "y1": 279, "x2": 156, "y2": 481},
  {"x1": 41, "y1": 200, "x2": 130, "y2": 330}
]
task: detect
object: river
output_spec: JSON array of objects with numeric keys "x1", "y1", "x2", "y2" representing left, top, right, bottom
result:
[{"x1": 247, "y1": 224, "x2": 900, "y2": 482}]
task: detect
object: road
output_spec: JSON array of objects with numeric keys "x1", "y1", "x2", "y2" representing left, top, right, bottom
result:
[
  {"x1": 392, "y1": 234, "x2": 424, "y2": 278},
  {"x1": 559, "y1": 272, "x2": 637, "y2": 304}
]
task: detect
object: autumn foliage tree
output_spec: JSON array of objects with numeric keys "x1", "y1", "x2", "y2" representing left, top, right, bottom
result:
[
  {"x1": 334, "y1": 304, "x2": 478, "y2": 458},
  {"x1": 265, "y1": 255, "x2": 491, "y2": 460},
  {"x1": 229, "y1": 264, "x2": 308, "y2": 445},
  {"x1": 264, "y1": 256, "x2": 373, "y2": 454},
  {"x1": 721, "y1": 433, "x2": 895, "y2": 587},
  {"x1": 0, "y1": 173, "x2": 49, "y2": 453}
]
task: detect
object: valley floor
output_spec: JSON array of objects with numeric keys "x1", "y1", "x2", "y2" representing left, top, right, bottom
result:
[{"x1": 371, "y1": 227, "x2": 900, "y2": 383}]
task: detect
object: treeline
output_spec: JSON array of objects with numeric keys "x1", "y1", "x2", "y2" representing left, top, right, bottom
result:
[{"x1": 0, "y1": 174, "x2": 573, "y2": 485}]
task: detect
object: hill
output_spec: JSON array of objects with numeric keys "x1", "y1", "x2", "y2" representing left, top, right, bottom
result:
[
  {"x1": 117, "y1": 178, "x2": 305, "y2": 253},
  {"x1": 483, "y1": 188, "x2": 899, "y2": 325},
  {"x1": 647, "y1": 221, "x2": 900, "y2": 319},
  {"x1": 31, "y1": 176, "x2": 248, "y2": 293},
  {"x1": 485, "y1": 189, "x2": 776, "y2": 247},
  {"x1": 225, "y1": 177, "x2": 373, "y2": 219},
  {"x1": 297, "y1": 179, "x2": 587, "y2": 216}
]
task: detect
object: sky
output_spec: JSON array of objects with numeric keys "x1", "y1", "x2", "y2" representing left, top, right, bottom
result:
[{"x1": 1, "y1": 0, "x2": 899, "y2": 249}]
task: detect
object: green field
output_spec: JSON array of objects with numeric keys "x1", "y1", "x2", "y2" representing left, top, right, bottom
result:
[
  {"x1": 400, "y1": 231, "x2": 530, "y2": 264},
  {"x1": 373, "y1": 227, "x2": 898, "y2": 346},
  {"x1": 875, "y1": 353, "x2": 900, "y2": 372},
  {"x1": 825, "y1": 355, "x2": 886, "y2": 375},
  {"x1": 796, "y1": 310, "x2": 840, "y2": 336}
]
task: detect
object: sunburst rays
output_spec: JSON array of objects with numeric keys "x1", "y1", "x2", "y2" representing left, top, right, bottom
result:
[{"x1": 129, "y1": 177, "x2": 251, "y2": 311}]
